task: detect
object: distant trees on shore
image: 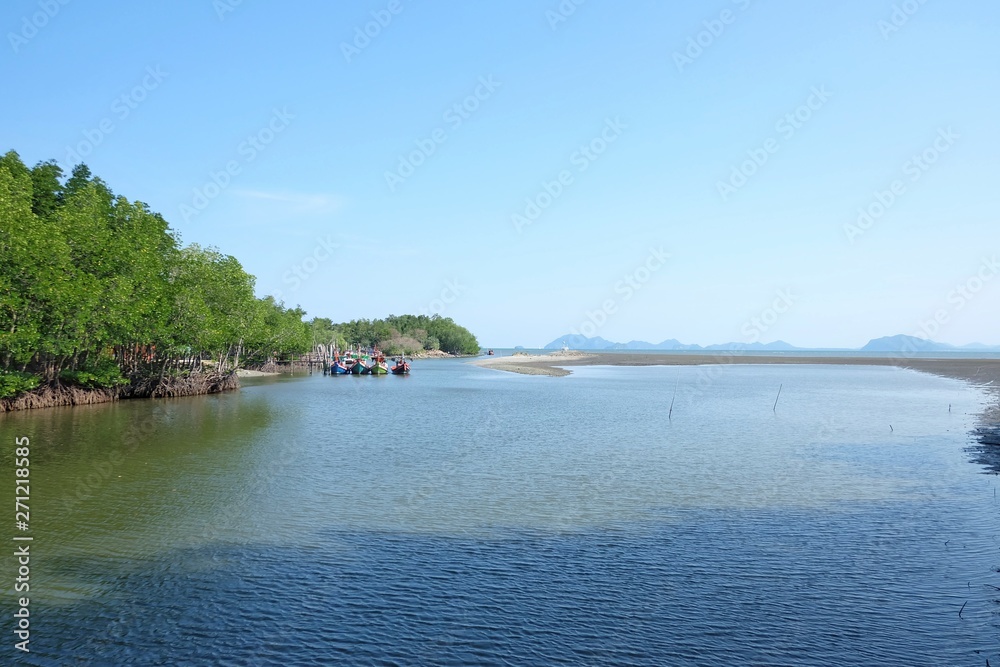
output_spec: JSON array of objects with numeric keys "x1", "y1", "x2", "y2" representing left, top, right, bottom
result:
[{"x1": 309, "y1": 314, "x2": 480, "y2": 356}]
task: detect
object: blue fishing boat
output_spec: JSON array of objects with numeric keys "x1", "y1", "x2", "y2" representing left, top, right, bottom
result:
[{"x1": 330, "y1": 350, "x2": 349, "y2": 374}]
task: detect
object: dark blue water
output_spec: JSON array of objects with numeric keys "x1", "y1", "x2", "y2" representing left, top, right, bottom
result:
[
  {"x1": 3, "y1": 360, "x2": 999, "y2": 665},
  {"x1": 31, "y1": 505, "x2": 1000, "y2": 666}
]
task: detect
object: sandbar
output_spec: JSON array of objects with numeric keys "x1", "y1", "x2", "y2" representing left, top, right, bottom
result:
[{"x1": 472, "y1": 351, "x2": 1000, "y2": 423}]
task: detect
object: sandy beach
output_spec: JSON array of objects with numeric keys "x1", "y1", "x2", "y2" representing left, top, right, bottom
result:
[{"x1": 472, "y1": 351, "x2": 1000, "y2": 424}]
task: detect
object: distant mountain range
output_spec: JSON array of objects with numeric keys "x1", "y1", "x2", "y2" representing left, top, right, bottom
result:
[
  {"x1": 858, "y1": 334, "x2": 1000, "y2": 352},
  {"x1": 543, "y1": 333, "x2": 1000, "y2": 353}
]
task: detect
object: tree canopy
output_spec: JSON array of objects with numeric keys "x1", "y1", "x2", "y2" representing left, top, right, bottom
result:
[
  {"x1": 0, "y1": 151, "x2": 481, "y2": 397},
  {"x1": 0, "y1": 151, "x2": 310, "y2": 394},
  {"x1": 309, "y1": 314, "x2": 480, "y2": 356}
]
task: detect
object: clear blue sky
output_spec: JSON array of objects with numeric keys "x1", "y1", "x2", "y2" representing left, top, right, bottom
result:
[{"x1": 3, "y1": 0, "x2": 998, "y2": 348}]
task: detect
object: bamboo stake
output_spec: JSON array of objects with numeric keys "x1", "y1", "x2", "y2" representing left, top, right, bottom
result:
[
  {"x1": 668, "y1": 379, "x2": 677, "y2": 420},
  {"x1": 772, "y1": 384, "x2": 782, "y2": 412}
]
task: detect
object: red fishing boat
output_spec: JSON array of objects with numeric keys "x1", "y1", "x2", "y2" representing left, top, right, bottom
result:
[{"x1": 390, "y1": 356, "x2": 410, "y2": 375}]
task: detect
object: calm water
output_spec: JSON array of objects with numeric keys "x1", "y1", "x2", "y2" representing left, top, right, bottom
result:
[{"x1": 2, "y1": 360, "x2": 999, "y2": 665}]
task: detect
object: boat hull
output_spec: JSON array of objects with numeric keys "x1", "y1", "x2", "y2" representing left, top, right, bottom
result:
[
  {"x1": 371, "y1": 363, "x2": 389, "y2": 375},
  {"x1": 390, "y1": 363, "x2": 410, "y2": 375},
  {"x1": 331, "y1": 361, "x2": 349, "y2": 374}
]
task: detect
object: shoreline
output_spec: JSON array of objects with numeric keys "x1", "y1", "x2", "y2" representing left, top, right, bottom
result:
[
  {"x1": 471, "y1": 352, "x2": 1000, "y2": 425},
  {"x1": 235, "y1": 369, "x2": 280, "y2": 377},
  {"x1": 0, "y1": 372, "x2": 240, "y2": 413}
]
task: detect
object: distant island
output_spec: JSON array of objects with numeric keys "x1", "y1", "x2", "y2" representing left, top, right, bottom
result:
[
  {"x1": 543, "y1": 333, "x2": 1000, "y2": 353},
  {"x1": 857, "y1": 334, "x2": 1000, "y2": 353}
]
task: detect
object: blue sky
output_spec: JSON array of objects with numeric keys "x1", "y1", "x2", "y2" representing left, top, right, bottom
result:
[{"x1": 3, "y1": 0, "x2": 998, "y2": 348}]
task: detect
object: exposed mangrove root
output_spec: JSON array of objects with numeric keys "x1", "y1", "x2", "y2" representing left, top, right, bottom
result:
[
  {"x1": 0, "y1": 372, "x2": 240, "y2": 413},
  {"x1": 0, "y1": 385, "x2": 120, "y2": 412},
  {"x1": 122, "y1": 372, "x2": 240, "y2": 399}
]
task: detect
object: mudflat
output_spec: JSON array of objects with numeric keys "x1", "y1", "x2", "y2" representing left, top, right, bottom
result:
[{"x1": 472, "y1": 352, "x2": 1000, "y2": 422}]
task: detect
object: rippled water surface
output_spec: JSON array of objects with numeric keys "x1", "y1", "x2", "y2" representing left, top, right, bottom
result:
[{"x1": 2, "y1": 360, "x2": 999, "y2": 665}]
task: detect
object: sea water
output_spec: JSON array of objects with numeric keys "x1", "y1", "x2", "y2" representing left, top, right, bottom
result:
[{"x1": 1, "y1": 360, "x2": 997, "y2": 665}]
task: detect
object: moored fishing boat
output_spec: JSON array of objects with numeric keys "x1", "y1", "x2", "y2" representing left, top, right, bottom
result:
[
  {"x1": 351, "y1": 358, "x2": 370, "y2": 374},
  {"x1": 330, "y1": 350, "x2": 349, "y2": 374},
  {"x1": 368, "y1": 351, "x2": 387, "y2": 375},
  {"x1": 390, "y1": 357, "x2": 410, "y2": 375}
]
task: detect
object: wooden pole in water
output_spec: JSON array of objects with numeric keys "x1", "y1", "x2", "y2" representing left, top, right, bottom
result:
[
  {"x1": 772, "y1": 384, "x2": 782, "y2": 412},
  {"x1": 668, "y1": 380, "x2": 677, "y2": 420}
]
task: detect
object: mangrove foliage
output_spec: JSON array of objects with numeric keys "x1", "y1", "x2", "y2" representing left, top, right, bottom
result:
[
  {"x1": 0, "y1": 151, "x2": 309, "y2": 398},
  {"x1": 0, "y1": 151, "x2": 481, "y2": 402}
]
